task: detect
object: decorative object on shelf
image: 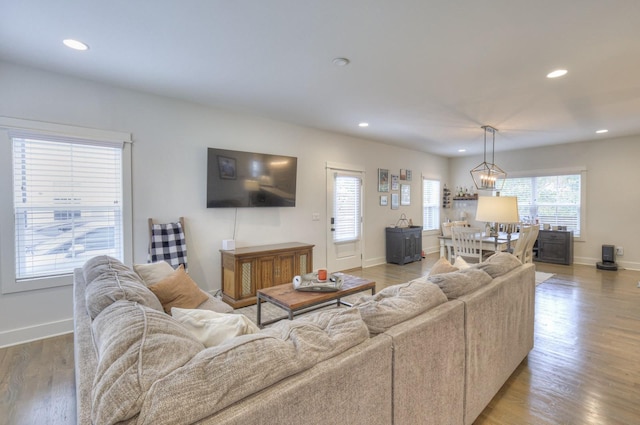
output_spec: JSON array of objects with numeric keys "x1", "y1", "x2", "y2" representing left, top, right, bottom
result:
[
  {"x1": 401, "y1": 184, "x2": 411, "y2": 205},
  {"x1": 443, "y1": 184, "x2": 451, "y2": 209},
  {"x1": 470, "y1": 125, "x2": 507, "y2": 191},
  {"x1": 475, "y1": 195, "x2": 519, "y2": 251},
  {"x1": 395, "y1": 213, "x2": 410, "y2": 228},
  {"x1": 380, "y1": 195, "x2": 388, "y2": 206},
  {"x1": 378, "y1": 168, "x2": 389, "y2": 192},
  {"x1": 452, "y1": 193, "x2": 478, "y2": 200}
]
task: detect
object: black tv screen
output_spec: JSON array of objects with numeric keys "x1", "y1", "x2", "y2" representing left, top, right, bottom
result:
[{"x1": 207, "y1": 148, "x2": 297, "y2": 208}]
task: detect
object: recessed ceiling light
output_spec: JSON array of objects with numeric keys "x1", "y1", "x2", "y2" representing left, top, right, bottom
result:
[
  {"x1": 358, "y1": 122, "x2": 369, "y2": 128},
  {"x1": 63, "y1": 39, "x2": 89, "y2": 51},
  {"x1": 458, "y1": 149, "x2": 466, "y2": 153},
  {"x1": 546, "y1": 69, "x2": 568, "y2": 79},
  {"x1": 332, "y1": 57, "x2": 350, "y2": 67},
  {"x1": 596, "y1": 129, "x2": 609, "y2": 134}
]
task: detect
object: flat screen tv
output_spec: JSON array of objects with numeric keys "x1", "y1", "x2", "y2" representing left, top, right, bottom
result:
[{"x1": 207, "y1": 148, "x2": 297, "y2": 208}]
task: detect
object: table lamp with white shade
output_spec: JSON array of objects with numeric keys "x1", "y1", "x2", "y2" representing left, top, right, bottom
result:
[{"x1": 475, "y1": 195, "x2": 520, "y2": 251}]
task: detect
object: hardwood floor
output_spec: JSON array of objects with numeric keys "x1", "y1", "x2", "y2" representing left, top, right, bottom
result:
[{"x1": 1, "y1": 255, "x2": 639, "y2": 425}]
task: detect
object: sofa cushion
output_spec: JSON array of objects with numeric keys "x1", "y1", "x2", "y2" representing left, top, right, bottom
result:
[
  {"x1": 195, "y1": 294, "x2": 234, "y2": 314},
  {"x1": 352, "y1": 281, "x2": 447, "y2": 334},
  {"x1": 134, "y1": 260, "x2": 176, "y2": 286},
  {"x1": 454, "y1": 255, "x2": 471, "y2": 269},
  {"x1": 82, "y1": 255, "x2": 131, "y2": 285},
  {"x1": 428, "y1": 256, "x2": 459, "y2": 276},
  {"x1": 473, "y1": 252, "x2": 522, "y2": 278},
  {"x1": 85, "y1": 270, "x2": 163, "y2": 319},
  {"x1": 137, "y1": 308, "x2": 369, "y2": 425},
  {"x1": 91, "y1": 300, "x2": 204, "y2": 425},
  {"x1": 148, "y1": 265, "x2": 209, "y2": 314},
  {"x1": 428, "y1": 268, "x2": 493, "y2": 299},
  {"x1": 171, "y1": 307, "x2": 260, "y2": 347}
]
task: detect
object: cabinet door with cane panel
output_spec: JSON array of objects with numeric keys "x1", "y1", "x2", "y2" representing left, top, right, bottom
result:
[{"x1": 221, "y1": 242, "x2": 314, "y2": 308}]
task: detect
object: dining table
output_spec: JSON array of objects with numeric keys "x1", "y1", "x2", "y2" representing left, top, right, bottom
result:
[{"x1": 438, "y1": 231, "x2": 519, "y2": 262}]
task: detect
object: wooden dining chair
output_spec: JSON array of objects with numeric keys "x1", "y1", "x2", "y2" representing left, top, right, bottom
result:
[
  {"x1": 511, "y1": 225, "x2": 533, "y2": 262},
  {"x1": 523, "y1": 226, "x2": 540, "y2": 264},
  {"x1": 451, "y1": 226, "x2": 484, "y2": 263}
]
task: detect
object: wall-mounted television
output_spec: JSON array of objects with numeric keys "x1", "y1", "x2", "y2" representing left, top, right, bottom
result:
[{"x1": 207, "y1": 148, "x2": 297, "y2": 208}]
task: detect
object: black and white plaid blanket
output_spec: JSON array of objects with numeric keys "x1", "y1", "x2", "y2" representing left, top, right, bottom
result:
[{"x1": 149, "y1": 221, "x2": 187, "y2": 270}]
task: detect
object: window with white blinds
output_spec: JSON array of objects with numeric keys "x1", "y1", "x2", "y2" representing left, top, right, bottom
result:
[
  {"x1": 422, "y1": 178, "x2": 440, "y2": 231},
  {"x1": 333, "y1": 173, "x2": 362, "y2": 243},
  {"x1": 12, "y1": 136, "x2": 124, "y2": 280},
  {"x1": 500, "y1": 173, "x2": 582, "y2": 237}
]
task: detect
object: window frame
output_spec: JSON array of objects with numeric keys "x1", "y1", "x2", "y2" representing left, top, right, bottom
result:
[
  {"x1": 0, "y1": 117, "x2": 132, "y2": 294},
  {"x1": 422, "y1": 177, "x2": 441, "y2": 234},
  {"x1": 499, "y1": 167, "x2": 587, "y2": 241}
]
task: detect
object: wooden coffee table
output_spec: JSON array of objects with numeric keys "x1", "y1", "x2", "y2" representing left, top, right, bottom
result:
[{"x1": 256, "y1": 273, "x2": 375, "y2": 327}]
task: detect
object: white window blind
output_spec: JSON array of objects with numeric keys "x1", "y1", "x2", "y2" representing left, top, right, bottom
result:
[
  {"x1": 501, "y1": 174, "x2": 582, "y2": 237},
  {"x1": 12, "y1": 135, "x2": 124, "y2": 280},
  {"x1": 422, "y1": 178, "x2": 440, "y2": 231},
  {"x1": 333, "y1": 173, "x2": 362, "y2": 243}
]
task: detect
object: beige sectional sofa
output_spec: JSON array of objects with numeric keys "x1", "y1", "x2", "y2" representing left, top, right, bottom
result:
[{"x1": 73, "y1": 253, "x2": 535, "y2": 425}]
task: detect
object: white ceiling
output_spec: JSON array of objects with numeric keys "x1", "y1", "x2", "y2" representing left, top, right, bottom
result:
[{"x1": 2, "y1": 0, "x2": 640, "y2": 157}]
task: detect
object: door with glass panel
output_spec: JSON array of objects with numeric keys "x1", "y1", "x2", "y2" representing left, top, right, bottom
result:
[{"x1": 326, "y1": 168, "x2": 363, "y2": 272}]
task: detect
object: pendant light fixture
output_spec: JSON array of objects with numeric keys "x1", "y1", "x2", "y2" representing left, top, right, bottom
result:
[{"x1": 470, "y1": 125, "x2": 506, "y2": 191}]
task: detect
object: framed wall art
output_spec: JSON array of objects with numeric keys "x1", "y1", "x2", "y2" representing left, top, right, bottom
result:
[
  {"x1": 378, "y1": 168, "x2": 389, "y2": 192},
  {"x1": 380, "y1": 195, "x2": 388, "y2": 206},
  {"x1": 401, "y1": 184, "x2": 411, "y2": 205},
  {"x1": 391, "y1": 174, "x2": 399, "y2": 190},
  {"x1": 391, "y1": 193, "x2": 399, "y2": 210}
]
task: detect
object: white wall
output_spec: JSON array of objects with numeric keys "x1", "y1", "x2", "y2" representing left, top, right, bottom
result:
[
  {"x1": 0, "y1": 61, "x2": 448, "y2": 346},
  {"x1": 448, "y1": 138, "x2": 640, "y2": 269}
]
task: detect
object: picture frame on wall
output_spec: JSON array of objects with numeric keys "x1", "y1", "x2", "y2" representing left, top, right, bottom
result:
[
  {"x1": 378, "y1": 168, "x2": 389, "y2": 192},
  {"x1": 391, "y1": 193, "x2": 399, "y2": 210},
  {"x1": 401, "y1": 184, "x2": 411, "y2": 205},
  {"x1": 400, "y1": 169, "x2": 407, "y2": 180},
  {"x1": 406, "y1": 169, "x2": 412, "y2": 181},
  {"x1": 391, "y1": 174, "x2": 399, "y2": 190},
  {"x1": 380, "y1": 195, "x2": 388, "y2": 206}
]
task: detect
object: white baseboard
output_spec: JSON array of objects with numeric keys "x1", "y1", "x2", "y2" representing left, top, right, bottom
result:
[
  {"x1": 0, "y1": 318, "x2": 73, "y2": 348},
  {"x1": 566, "y1": 256, "x2": 640, "y2": 271}
]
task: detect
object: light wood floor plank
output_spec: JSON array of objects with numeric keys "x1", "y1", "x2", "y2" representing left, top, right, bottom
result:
[{"x1": 1, "y1": 255, "x2": 639, "y2": 425}]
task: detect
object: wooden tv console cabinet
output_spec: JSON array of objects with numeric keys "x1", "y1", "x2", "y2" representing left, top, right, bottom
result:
[{"x1": 220, "y1": 242, "x2": 314, "y2": 308}]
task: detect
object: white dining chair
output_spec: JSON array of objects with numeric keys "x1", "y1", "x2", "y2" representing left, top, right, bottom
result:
[
  {"x1": 523, "y1": 226, "x2": 540, "y2": 264},
  {"x1": 451, "y1": 226, "x2": 484, "y2": 263},
  {"x1": 511, "y1": 225, "x2": 532, "y2": 262}
]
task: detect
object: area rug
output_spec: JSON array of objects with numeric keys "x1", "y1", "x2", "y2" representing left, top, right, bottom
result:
[{"x1": 535, "y1": 271, "x2": 555, "y2": 286}]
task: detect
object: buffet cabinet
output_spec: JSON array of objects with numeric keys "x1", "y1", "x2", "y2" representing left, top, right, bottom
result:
[
  {"x1": 220, "y1": 242, "x2": 314, "y2": 308},
  {"x1": 386, "y1": 226, "x2": 423, "y2": 265},
  {"x1": 536, "y1": 230, "x2": 574, "y2": 265}
]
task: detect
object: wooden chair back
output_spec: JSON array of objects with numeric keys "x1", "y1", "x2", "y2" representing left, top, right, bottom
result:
[
  {"x1": 523, "y1": 226, "x2": 540, "y2": 264},
  {"x1": 451, "y1": 226, "x2": 484, "y2": 263}
]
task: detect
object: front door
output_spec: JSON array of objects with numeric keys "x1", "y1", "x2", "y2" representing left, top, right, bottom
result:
[{"x1": 326, "y1": 166, "x2": 364, "y2": 272}]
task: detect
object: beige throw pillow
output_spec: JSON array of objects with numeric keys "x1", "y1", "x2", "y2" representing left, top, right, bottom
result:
[
  {"x1": 453, "y1": 256, "x2": 471, "y2": 269},
  {"x1": 428, "y1": 268, "x2": 493, "y2": 299},
  {"x1": 148, "y1": 265, "x2": 208, "y2": 314},
  {"x1": 134, "y1": 261, "x2": 176, "y2": 286},
  {"x1": 428, "y1": 256, "x2": 459, "y2": 276},
  {"x1": 171, "y1": 308, "x2": 260, "y2": 347}
]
